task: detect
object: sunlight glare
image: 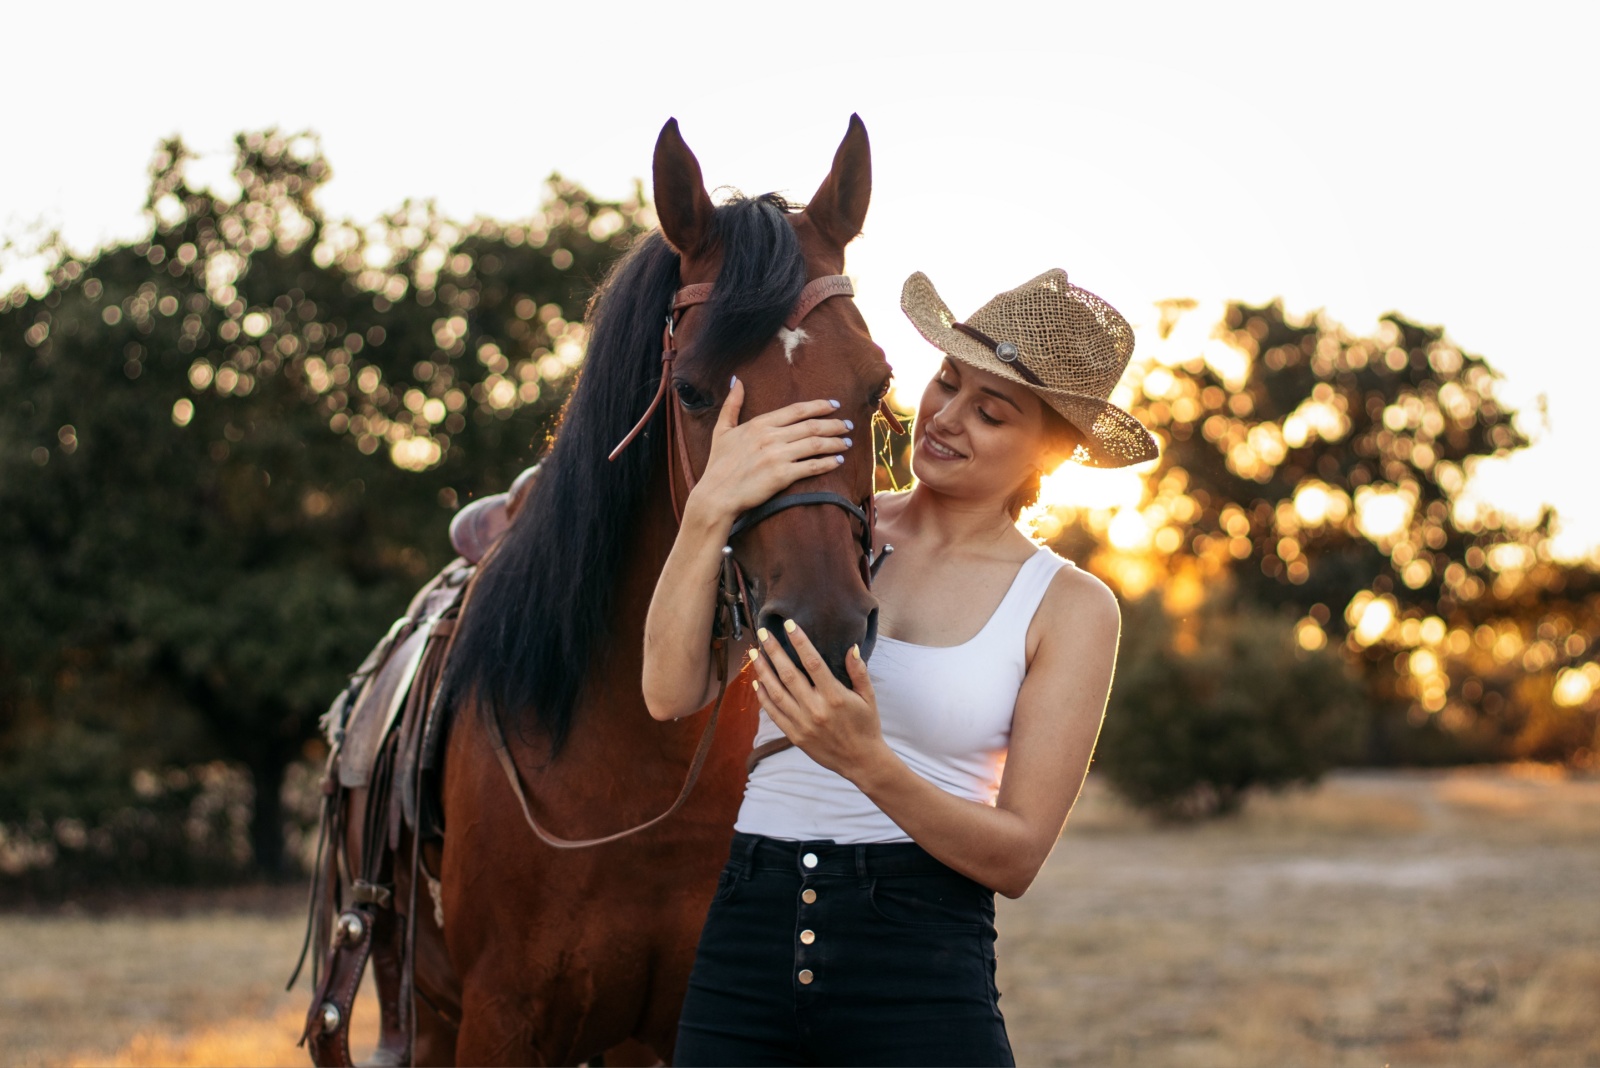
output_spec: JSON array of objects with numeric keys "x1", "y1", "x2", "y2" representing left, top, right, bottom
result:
[
  {"x1": 1355, "y1": 486, "x2": 1413, "y2": 542},
  {"x1": 1552, "y1": 664, "x2": 1599, "y2": 708},
  {"x1": 1108, "y1": 509, "x2": 1153, "y2": 553}
]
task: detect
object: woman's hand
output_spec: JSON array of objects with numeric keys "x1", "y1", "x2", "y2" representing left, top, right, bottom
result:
[
  {"x1": 748, "y1": 620, "x2": 892, "y2": 782},
  {"x1": 685, "y1": 377, "x2": 856, "y2": 527}
]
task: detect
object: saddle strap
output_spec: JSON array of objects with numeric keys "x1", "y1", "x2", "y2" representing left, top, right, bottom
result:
[{"x1": 302, "y1": 904, "x2": 377, "y2": 1066}]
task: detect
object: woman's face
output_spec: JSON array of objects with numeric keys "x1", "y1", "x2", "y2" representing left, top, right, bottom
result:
[{"x1": 910, "y1": 356, "x2": 1055, "y2": 505}]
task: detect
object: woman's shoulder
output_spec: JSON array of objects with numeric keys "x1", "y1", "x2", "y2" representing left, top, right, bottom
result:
[{"x1": 1035, "y1": 550, "x2": 1119, "y2": 631}]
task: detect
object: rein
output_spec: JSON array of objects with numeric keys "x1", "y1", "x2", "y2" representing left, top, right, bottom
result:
[{"x1": 474, "y1": 272, "x2": 902, "y2": 850}]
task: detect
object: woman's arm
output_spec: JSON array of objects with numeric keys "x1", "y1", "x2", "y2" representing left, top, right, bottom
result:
[
  {"x1": 747, "y1": 566, "x2": 1120, "y2": 897},
  {"x1": 641, "y1": 379, "x2": 856, "y2": 721}
]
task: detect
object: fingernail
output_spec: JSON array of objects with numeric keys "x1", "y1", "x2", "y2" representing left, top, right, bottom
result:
[
  {"x1": 748, "y1": 648, "x2": 760, "y2": 662},
  {"x1": 851, "y1": 644, "x2": 861, "y2": 660},
  {"x1": 844, "y1": 419, "x2": 854, "y2": 431},
  {"x1": 756, "y1": 627, "x2": 769, "y2": 642},
  {"x1": 729, "y1": 375, "x2": 738, "y2": 388},
  {"x1": 829, "y1": 399, "x2": 840, "y2": 409},
  {"x1": 752, "y1": 680, "x2": 760, "y2": 692},
  {"x1": 835, "y1": 455, "x2": 845, "y2": 464},
  {"x1": 783, "y1": 619, "x2": 797, "y2": 633},
  {"x1": 842, "y1": 437, "x2": 852, "y2": 448}
]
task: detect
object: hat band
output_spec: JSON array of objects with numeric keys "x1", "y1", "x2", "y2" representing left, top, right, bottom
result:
[{"x1": 950, "y1": 322, "x2": 1045, "y2": 388}]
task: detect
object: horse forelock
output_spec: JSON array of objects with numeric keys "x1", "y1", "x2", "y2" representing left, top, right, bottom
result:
[
  {"x1": 690, "y1": 192, "x2": 808, "y2": 379},
  {"x1": 445, "y1": 193, "x2": 810, "y2": 754}
]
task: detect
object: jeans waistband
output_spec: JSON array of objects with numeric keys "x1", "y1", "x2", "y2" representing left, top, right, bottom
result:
[{"x1": 727, "y1": 830, "x2": 968, "y2": 878}]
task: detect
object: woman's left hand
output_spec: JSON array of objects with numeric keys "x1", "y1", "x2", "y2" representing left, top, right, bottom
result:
[{"x1": 748, "y1": 622, "x2": 890, "y2": 781}]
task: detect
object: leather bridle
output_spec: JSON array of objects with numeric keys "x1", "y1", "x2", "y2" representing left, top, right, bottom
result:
[
  {"x1": 478, "y1": 272, "x2": 904, "y2": 850},
  {"x1": 607, "y1": 272, "x2": 901, "y2": 603}
]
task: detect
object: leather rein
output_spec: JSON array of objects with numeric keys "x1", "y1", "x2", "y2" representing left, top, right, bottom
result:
[{"x1": 474, "y1": 273, "x2": 903, "y2": 850}]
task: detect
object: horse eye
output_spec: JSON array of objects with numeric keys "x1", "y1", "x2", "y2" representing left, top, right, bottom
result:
[{"x1": 673, "y1": 379, "x2": 712, "y2": 410}]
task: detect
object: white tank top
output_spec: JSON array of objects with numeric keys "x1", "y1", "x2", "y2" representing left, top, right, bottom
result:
[{"x1": 733, "y1": 545, "x2": 1071, "y2": 843}]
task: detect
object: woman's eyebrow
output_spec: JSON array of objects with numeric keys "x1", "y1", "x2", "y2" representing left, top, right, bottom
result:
[{"x1": 978, "y1": 386, "x2": 1023, "y2": 413}]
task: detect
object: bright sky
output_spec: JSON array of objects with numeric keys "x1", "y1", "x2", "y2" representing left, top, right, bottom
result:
[{"x1": 5, "y1": 2, "x2": 1594, "y2": 558}]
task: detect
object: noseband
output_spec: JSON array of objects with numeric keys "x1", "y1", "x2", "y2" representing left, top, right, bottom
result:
[{"x1": 608, "y1": 273, "x2": 905, "y2": 644}]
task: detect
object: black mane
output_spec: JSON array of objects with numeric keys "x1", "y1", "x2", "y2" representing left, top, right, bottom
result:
[{"x1": 446, "y1": 192, "x2": 805, "y2": 753}]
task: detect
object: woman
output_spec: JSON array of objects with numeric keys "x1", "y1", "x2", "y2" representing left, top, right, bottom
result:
[{"x1": 642, "y1": 268, "x2": 1159, "y2": 1066}]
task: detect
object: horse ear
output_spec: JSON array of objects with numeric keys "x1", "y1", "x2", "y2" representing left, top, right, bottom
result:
[
  {"x1": 652, "y1": 118, "x2": 715, "y2": 257},
  {"x1": 805, "y1": 113, "x2": 872, "y2": 247}
]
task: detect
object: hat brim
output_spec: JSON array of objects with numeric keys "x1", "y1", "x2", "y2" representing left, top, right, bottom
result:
[{"x1": 900, "y1": 271, "x2": 1159, "y2": 469}]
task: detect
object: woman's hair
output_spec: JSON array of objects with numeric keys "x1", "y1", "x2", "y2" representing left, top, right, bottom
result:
[{"x1": 1003, "y1": 405, "x2": 1083, "y2": 520}]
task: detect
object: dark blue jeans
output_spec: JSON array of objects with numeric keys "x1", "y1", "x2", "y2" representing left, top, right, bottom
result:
[{"x1": 674, "y1": 832, "x2": 1014, "y2": 1066}]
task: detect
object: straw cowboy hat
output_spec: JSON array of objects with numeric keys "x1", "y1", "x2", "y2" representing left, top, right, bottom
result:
[{"x1": 900, "y1": 268, "x2": 1158, "y2": 468}]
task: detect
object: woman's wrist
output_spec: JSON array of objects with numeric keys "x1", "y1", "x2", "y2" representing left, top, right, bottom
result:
[
  {"x1": 681, "y1": 490, "x2": 737, "y2": 543},
  {"x1": 844, "y1": 738, "x2": 902, "y2": 795}
]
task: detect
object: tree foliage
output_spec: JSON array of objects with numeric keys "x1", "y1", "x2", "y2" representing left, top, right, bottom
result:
[
  {"x1": 0, "y1": 129, "x2": 648, "y2": 878},
  {"x1": 1049, "y1": 300, "x2": 1599, "y2": 799},
  {"x1": 1097, "y1": 590, "x2": 1366, "y2": 818}
]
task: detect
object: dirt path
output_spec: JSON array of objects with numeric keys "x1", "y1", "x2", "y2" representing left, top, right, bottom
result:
[{"x1": 3, "y1": 766, "x2": 1597, "y2": 1066}]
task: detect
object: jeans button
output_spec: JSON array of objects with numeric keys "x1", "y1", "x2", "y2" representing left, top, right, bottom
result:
[
  {"x1": 801, "y1": 888, "x2": 817, "y2": 904},
  {"x1": 802, "y1": 852, "x2": 818, "y2": 869},
  {"x1": 798, "y1": 968, "x2": 814, "y2": 985},
  {"x1": 800, "y1": 929, "x2": 815, "y2": 945}
]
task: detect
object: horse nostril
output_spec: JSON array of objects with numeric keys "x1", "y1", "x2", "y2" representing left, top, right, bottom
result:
[
  {"x1": 757, "y1": 607, "x2": 876, "y2": 688},
  {"x1": 758, "y1": 612, "x2": 804, "y2": 678}
]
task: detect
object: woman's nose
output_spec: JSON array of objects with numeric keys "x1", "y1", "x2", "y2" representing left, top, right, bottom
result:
[{"x1": 926, "y1": 408, "x2": 964, "y2": 440}]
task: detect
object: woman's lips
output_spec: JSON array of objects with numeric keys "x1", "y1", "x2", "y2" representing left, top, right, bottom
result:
[{"x1": 920, "y1": 429, "x2": 966, "y2": 461}]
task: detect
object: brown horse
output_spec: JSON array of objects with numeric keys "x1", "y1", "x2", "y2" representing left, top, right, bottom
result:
[{"x1": 381, "y1": 116, "x2": 889, "y2": 1064}]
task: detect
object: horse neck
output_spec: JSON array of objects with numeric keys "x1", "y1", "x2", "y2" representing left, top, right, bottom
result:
[{"x1": 579, "y1": 445, "x2": 692, "y2": 739}]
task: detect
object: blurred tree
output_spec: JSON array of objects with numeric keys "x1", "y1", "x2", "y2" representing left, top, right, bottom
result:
[
  {"x1": 1097, "y1": 587, "x2": 1366, "y2": 818},
  {"x1": 1048, "y1": 301, "x2": 1599, "y2": 776},
  {"x1": 0, "y1": 128, "x2": 648, "y2": 875}
]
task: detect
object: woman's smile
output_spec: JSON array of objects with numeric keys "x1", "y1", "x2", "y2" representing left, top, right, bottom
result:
[{"x1": 919, "y1": 427, "x2": 967, "y2": 461}]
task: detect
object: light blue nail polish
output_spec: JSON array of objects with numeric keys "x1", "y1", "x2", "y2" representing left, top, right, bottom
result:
[
  {"x1": 829, "y1": 399, "x2": 840, "y2": 409},
  {"x1": 842, "y1": 437, "x2": 853, "y2": 448},
  {"x1": 835, "y1": 455, "x2": 845, "y2": 464},
  {"x1": 844, "y1": 419, "x2": 854, "y2": 431},
  {"x1": 729, "y1": 375, "x2": 737, "y2": 388}
]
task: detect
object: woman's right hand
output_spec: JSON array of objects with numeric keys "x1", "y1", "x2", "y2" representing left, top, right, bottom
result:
[{"x1": 686, "y1": 376, "x2": 855, "y2": 526}]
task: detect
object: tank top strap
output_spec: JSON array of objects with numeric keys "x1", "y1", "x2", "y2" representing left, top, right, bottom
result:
[{"x1": 977, "y1": 548, "x2": 1072, "y2": 649}]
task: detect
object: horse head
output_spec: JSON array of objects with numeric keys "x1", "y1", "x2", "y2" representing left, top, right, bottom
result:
[{"x1": 652, "y1": 116, "x2": 889, "y2": 684}]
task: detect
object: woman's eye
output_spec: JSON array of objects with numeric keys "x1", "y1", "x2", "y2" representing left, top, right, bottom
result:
[
  {"x1": 674, "y1": 380, "x2": 711, "y2": 409},
  {"x1": 936, "y1": 377, "x2": 956, "y2": 393},
  {"x1": 978, "y1": 409, "x2": 1002, "y2": 426}
]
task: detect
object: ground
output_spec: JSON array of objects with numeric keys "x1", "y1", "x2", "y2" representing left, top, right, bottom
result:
[{"x1": 3, "y1": 765, "x2": 1597, "y2": 1067}]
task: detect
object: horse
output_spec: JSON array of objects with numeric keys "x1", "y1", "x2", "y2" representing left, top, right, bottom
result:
[{"x1": 313, "y1": 114, "x2": 893, "y2": 1066}]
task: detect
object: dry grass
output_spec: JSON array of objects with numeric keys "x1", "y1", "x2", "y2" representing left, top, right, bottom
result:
[
  {"x1": 997, "y1": 767, "x2": 1600, "y2": 1067},
  {"x1": 0, "y1": 897, "x2": 376, "y2": 1068},
  {"x1": 4, "y1": 767, "x2": 1597, "y2": 1067}
]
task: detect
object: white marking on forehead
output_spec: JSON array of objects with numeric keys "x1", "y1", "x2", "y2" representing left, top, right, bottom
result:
[{"x1": 776, "y1": 327, "x2": 808, "y2": 364}]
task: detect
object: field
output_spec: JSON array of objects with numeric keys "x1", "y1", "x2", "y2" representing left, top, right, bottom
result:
[{"x1": 3, "y1": 766, "x2": 1597, "y2": 1067}]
